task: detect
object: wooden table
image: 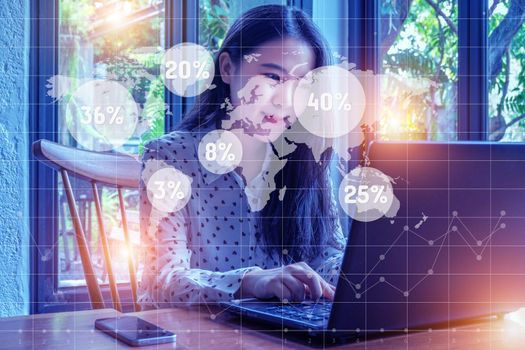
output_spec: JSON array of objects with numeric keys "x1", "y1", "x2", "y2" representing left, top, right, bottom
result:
[{"x1": 1, "y1": 306, "x2": 525, "y2": 349}]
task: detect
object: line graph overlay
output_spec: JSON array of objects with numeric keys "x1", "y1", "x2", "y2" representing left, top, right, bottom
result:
[{"x1": 337, "y1": 210, "x2": 507, "y2": 300}]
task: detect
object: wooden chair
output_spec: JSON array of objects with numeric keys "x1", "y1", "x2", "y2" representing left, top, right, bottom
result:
[{"x1": 33, "y1": 139, "x2": 142, "y2": 312}]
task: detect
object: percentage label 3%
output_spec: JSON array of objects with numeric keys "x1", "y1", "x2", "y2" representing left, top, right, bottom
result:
[
  {"x1": 153, "y1": 180, "x2": 185, "y2": 200},
  {"x1": 146, "y1": 167, "x2": 192, "y2": 213}
]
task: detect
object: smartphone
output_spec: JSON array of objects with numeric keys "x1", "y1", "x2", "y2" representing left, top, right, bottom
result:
[{"x1": 95, "y1": 316, "x2": 176, "y2": 347}]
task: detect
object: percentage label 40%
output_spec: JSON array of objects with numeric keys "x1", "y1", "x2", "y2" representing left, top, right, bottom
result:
[
  {"x1": 307, "y1": 92, "x2": 352, "y2": 112},
  {"x1": 344, "y1": 185, "x2": 388, "y2": 204}
]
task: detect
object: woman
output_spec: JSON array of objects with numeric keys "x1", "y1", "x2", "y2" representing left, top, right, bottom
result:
[{"x1": 138, "y1": 4, "x2": 346, "y2": 308}]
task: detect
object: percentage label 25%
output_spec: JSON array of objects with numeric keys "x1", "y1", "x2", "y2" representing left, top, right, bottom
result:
[
  {"x1": 343, "y1": 185, "x2": 388, "y2": 204},
  {"x1": 338, "y1": 166, "x2": 397, "y2": 222}
]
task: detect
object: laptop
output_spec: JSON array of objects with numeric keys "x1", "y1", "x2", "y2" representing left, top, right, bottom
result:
[{"x1": 221, "y1": 141, "x2": 525, "y2": 339}]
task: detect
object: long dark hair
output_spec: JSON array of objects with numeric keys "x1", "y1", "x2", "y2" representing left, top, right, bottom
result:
[{"x1": 178, "y1": 5, "x2": 338, "y2": 264}]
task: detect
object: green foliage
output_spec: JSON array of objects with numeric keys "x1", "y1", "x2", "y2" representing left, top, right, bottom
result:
[
  {"x1": 138, "y1": 76, "x2": 167, "y2": 154},
  {"x1": 489, "y1": 1, "x2": 525, "y2": 139},
  {"x1": 381, "y1": 0, "x2": 458, "y2": 141},
  {"x1": 59, "y1": 0, "x2": 167, "y2": 154},
  {"x1": 199, "y1": 0, "x2": 231, "y2": 51},
  {"x1": 59, "y1": 0, "x2": 94, "y2": 34},
  {"x1": 94, "y1": 17, "x2": 162, "y2": 61}
]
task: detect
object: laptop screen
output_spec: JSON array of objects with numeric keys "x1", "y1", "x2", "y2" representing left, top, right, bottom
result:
[{"x1": 331, "y1": 141, "x2": 525, "y2": 333}]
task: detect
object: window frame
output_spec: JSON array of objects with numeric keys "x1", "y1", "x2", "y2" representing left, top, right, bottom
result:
[
  {"x1": 30, "y1": 0, "x2": 313, "y2": 314},
  {"x1": 29, "y1": 0, "x2": 198, "y2": 314},
  {"x1": 30, "y1": 0, "x2": 492, "y2": 313},
  {"x1": 458, "y1": 0, "x2": 488, "y2": 140},
  {"x1": 366, "y1": 0, "x2": 489, "y2": 141},
  {"x1": 30, "y1": 0, "x2": 59, "y2": 315}
]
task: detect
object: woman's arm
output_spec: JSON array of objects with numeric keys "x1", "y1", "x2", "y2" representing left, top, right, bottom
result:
[
  {"x1": 308, "y1": 178, "x2": 348, "y2": 286},
  {"x1": 138, "y1": 206, "x2": 260, "y2": 307},
  {"x1": 138, "y1": 139, "x2": 260, "y2": 308},
  {"x1": 308, "y1": 219, "x2": 346, "y2": 286},
  {"x1": 236, "y1": 261, "x2": 335, "y2": 302}
]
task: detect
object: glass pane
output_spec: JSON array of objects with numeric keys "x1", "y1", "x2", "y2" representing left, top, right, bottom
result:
[
  {"x1": 198, "y1": 0, "x2": 287, "y2": 51},
  {"x1": 379, "y1": 0, "x2": 458, "y2": 141},
  {"x1": 55, "y1": 0, "x2": 165, "y2": 288},
  {"x1": 488, "y1": 0, "x2": 525, "y2": 142}
]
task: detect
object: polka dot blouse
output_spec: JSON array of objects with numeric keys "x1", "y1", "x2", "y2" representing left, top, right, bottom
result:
[{"x1": 137, "y1": 128, "x2": 346, "y2": 309}]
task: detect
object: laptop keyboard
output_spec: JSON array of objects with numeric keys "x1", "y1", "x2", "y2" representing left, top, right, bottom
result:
[{"x1": 263, "y1": 301, "x2": 332, "y2": 323}]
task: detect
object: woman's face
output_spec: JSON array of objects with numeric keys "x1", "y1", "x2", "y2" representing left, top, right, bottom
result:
[{"x1": 219, "y1": 37, "x2": 315, "y2": 143}]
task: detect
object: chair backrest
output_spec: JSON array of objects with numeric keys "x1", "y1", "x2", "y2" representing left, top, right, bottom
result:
[{"x1": 33, "y1": 139, "x2": 142, "y2": 312}]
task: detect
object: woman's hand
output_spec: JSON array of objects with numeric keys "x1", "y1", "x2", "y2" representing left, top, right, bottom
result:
[{"x1": 237, "y1": 262, "x2": 335, "y2": 302}]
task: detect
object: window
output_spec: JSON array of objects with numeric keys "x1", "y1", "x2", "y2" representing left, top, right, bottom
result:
[
  {"x1": 198, "y1": 0, "x2": 290, "y2": 51},
  {"x1": 379, "y1": 0, "x2": 458, "y2": 141},
  {"x1": 30, "y1": 0, "x2": 167, "y2": 308},
  {"x1": 33, "y1": 0, "x2": 510, "y2": 313},
  {"x1": 32, "y1": 0, "x2": 312, "y2": 312},
  {"x1": 53, "y1": 0, "x2": 165, "y2": 289},
  {"x1": 488, "y1": 0, "x2": 525, "y2": 142}
]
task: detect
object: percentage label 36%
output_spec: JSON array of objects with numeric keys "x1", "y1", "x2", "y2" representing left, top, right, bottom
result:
[{"x1": 80, "y1": 106, "x2": 123, "y2": 125}]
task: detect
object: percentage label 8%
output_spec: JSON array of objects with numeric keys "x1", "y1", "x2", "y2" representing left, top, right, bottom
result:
[
  {"x1": 198, "y1": 130, "x2": 243, "y2": 175},
  {"x1": 205, "y1": 142, "x2": 236, "y2": 162}
]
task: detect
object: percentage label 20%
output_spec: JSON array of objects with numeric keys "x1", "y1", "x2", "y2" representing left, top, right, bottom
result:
[
  {"x1": 165, "y1": 60, "x2": 210, "y2": 80},
  {"x1": 162, "y1": 43, "x2": 215, "y2": 97}
]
